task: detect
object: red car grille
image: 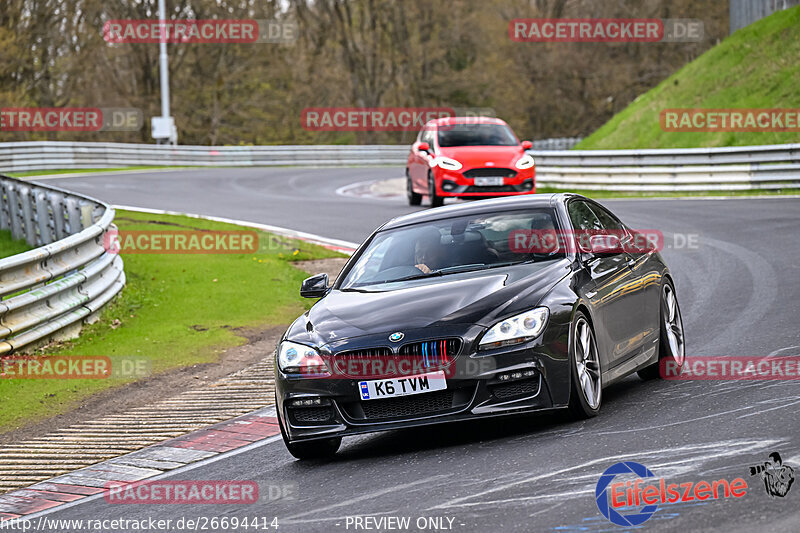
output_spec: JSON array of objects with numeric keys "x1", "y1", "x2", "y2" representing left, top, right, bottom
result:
[
  {"x1": 464, "y1": 185, "x2": 517, "y2": 193},
  {"x1": 464, "y1": 168, "x2": 517, "y2": 178}
]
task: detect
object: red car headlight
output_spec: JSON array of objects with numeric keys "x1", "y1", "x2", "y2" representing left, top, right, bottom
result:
[
  {"x1": 515, "y1": 154, "x2": 535, "y2": 170},
  {"x1": 432, "y1": 156, "x2": 463, "y2": 171}
]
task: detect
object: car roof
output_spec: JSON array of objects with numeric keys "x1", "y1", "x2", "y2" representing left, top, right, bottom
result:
[
  {"x1": 426, "y1": 116, "x2": 508, "y2": 128},
  {"x1": 380, "y1": 193, "x2": 583, "y2": 231}
]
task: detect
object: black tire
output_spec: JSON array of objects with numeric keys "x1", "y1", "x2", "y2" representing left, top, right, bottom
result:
[
  {"x1": 428, "y1": 173, "x2": 444, "y2": 208},
  {"x1": 568, "y1": 311, "x2": 602, "y2": 419},
  {"x1": 406, "y1": 169, "x2": 422, "y2": 206},
  {"x1": 638, "y1": 279, "x2": 685, "y2": 380},
  {"x1": 277, "y1": 402, "x2": 341, "y2": 460}
]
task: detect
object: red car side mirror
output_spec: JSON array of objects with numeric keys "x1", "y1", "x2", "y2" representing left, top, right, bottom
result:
[
  {"x1": 418, "y1": 142, "x2": 430, "y2": 152},
  {"x1": 521, "y1": 140, "x2": 533, "y2": 150}
]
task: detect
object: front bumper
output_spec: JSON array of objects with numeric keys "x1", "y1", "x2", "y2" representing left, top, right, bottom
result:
[
  {"x1": 275, "y1": 322, "x2": 571, "y2": 442},
  {"x1": 434, "y1": 167, "x2": 536, "y2": 197}
]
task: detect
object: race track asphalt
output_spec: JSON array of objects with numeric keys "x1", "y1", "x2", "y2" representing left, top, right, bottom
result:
[{"x1": 31, "y1": 167, "x2": 800, "y2": 532}]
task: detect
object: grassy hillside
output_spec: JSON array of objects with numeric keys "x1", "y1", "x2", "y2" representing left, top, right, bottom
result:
[{"x1": 576, "y1": 6, "x2": 800, "y2": 149}]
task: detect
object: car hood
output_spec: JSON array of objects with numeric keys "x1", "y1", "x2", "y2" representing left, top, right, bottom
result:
[
  {"x1": 285, "y1": 259, "x2": 571, "y2": 348},
  {"x1": 437, "y1": 145, "x2": 526, "y2": 169}
]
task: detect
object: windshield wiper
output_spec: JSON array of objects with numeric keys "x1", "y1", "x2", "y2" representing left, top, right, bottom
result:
[
  {"x1": 346, "y1": 265, "x2": 474, "y2": 287},
  {"x1": 431, "y1": 263, "x2": 486, "y2": 274},
  {"x1": 385, "y1": 262, "x2": 525, "y2": 283},
  {"x1": 384, "y1": 270, "x2": 446, "y2": 283},
  {"x1": 389, "y1": 263, "x2": 495, "y2": 281}
]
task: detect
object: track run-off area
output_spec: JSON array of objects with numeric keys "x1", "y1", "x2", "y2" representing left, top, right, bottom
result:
[{"x1": 22, "y1": 166, "x2": 800, "y2": 532}]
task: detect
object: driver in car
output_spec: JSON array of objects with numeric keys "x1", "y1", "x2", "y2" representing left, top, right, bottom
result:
[{"x1": 414, "y1": 228, "x2": 446, "y2": 274}]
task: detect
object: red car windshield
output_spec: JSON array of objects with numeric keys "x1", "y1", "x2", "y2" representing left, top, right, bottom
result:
[{"x1": 437, "y1": 123, "x2": 518, "y2": 147}]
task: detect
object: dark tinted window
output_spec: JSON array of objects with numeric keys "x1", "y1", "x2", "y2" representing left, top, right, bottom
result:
[
  {"x1": 587, "y1": 203, "x2": 624, "y2": 231},
  {"x1": 568, "y1": 200, "x2": 603, "y2": 231}
]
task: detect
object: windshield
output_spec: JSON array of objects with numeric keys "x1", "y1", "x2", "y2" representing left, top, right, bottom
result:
[
  {"x1": 339, "y1": 209, "x2": 564, "y2": 289},
  {"x1": 437, "y1": 123, "x2": 519, "y2": 147}
]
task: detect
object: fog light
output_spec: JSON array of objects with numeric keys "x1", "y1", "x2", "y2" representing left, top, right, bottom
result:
[
  {"x1": 521, "y1": 180, "x2": 533, "y2": 191},
  {"x1": 497, "y1": 369, "x2": 537, "y2": 382},
  {"x1": 288, "y1": 397, "x2": 329, "y2": 407},
  {"x1": 441, "y1": 180, "x2": 457, "y2": 191}
]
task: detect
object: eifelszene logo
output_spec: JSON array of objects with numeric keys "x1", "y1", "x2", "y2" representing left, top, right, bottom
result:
[
  {"x1": 595, "y1": 462, "x2": 658, "y2": 527},
  {"x1": 595, "y1": 461, "x2": 748, "y2": 527}
]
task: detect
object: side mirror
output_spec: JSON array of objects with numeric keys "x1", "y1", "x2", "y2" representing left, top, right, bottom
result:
[
  {"x1": 521, "y1": 140, "x2": 533, "y2": 150},
  {"x1": 300, "y1": 273, "x2": 329, "y2": 298},
  {"x1": 586, "y1": 234, "x2": 621, "y2": 255},
  {"x1": 418, "y1": 142, "x2": 430, "y2": 153}
]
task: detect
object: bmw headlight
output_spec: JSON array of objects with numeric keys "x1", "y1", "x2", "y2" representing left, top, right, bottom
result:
[
  {"x1": 479, "y1": 307, "x2": 549, "y2": 350},
  {"x1": 277, "y1": 341, "x2": 329, "y2": 375},
  {"x1": 515, "y1": 154, "x2": 535, "y2": 170},
  {"x1": 432, "y1": 156, "x2": 463, "y2": 171}
]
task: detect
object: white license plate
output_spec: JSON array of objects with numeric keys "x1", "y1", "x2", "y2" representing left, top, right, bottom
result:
[
  {"x1": 474, "y1": 177, "x2": 504, "y2": 186},
  {"x1": 358, "y1": 371, "x2": 446, "y2": 400}
]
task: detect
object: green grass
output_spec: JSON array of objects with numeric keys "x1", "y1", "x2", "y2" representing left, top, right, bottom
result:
[
  {"x1": 0, "y1": 210, "x2": 346, "y2": 432},
  {"x1": 576, "y1": 6, "x2": 800, "y2": 149},
  {"x1": 536, "y1": 187, "x2": 800, "y2": 199},
  {"x1": 0, "y1": 229, "x2": 33, "y2": 259}
]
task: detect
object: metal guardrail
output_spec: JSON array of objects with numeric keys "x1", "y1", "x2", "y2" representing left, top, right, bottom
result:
[
  {"x1": 0, "y1": 142, "x2": 411, "y2": 171},
  {"x1": 1, "y1": 140, "x2": 798, "y2": 192},
  {"x1": 534, "y1": 143, "x2": 800, "y2": 191},
  {"x1": 530, "y1": 137, "x2": 583, "y2": 151},
  {"x1": 729, "y1": 0, "x2": 799, "y2": 33},
  {"x1": 0, "y1": 175, "x2": 125, "y2": 354},
  {"x1": 0, "y1": 139, "x2": 581, "y2": 173}
]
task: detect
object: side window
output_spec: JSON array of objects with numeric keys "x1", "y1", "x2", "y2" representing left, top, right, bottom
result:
[
  {"x1": 568, "y1": 200, "x2": 602, "y2": 231},
  {"x1": 422, "y1": 127, "x2": 435, "y2": 148},
  {"x1": 587, "y1": 203, "x2": 624, "y2": 231}
]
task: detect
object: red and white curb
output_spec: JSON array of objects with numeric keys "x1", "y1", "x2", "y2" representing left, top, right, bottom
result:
[
  {"x1": 0, "y1": 205, "x2": 353, "y2": 520},
  {"x1": 0, "y1": 407, "x2": 281, "y2": 520},
  {"x1": 0, "y1": 357, "x2": 280, "y2": 493}
]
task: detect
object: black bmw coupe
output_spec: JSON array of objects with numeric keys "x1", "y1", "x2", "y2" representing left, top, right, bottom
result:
[{"x1": 274, "y1": 194, "x2": 685, "y2": 459}]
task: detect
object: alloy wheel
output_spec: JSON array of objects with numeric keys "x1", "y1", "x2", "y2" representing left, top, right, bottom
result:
[
  {"x1": 662, "y1": 284, "x2": 685, "y2": 367},
  {"x1": 574, "y1": 317, "x2": 601, "y2": 410}
]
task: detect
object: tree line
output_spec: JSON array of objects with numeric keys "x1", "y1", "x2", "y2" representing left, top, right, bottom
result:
[{"x1": 0, "y1": 0, "x2": 727, "y2": 145}]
